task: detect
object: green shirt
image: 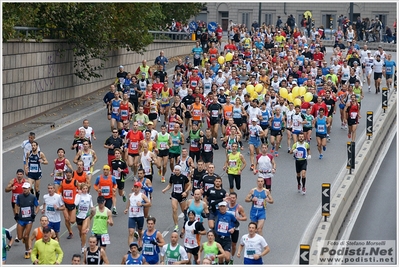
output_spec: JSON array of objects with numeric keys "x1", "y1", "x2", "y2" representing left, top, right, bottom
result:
[
  {"x1": 202, "y1": 241, "x2": 219, "y2": 264},
  {"x1": 157, "y1": 132, "x2": 170, "y2": 150},
  {"x1": 227, "y1": 152, "x2": 241, "y2": 175},
  {"x1": 134, "y1": 114, "x2": 149, "y2": 131},
  {"x1": 31, "y1": 238, "x2": 63, "y2": 264},
  {"x1": 169, "y1": 132, "x2": 182, "y2": 154},
  {"x1": 165, "y1": 244, "x2": 181, "y2": 265},
  {"x1": 92, "y1": 206, "x2": 108, "y2": 235}
]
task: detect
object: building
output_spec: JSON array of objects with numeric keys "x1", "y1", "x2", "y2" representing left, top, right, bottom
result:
[{"x1": 196, "y1": 2, "x2": 396, "y2": 32}]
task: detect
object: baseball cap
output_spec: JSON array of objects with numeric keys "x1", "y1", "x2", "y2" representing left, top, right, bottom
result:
[
  {"x1": 353, "y1": 61, "x2": 359, "y2": 65},
  {"x1": 133, "y1": 182, "x2": 142, "y2": 188},
  {"x1": 218, "y1": 201, "x2": 228, "y2": 207},
  {"x1": 147, "y1": 121, "x2": 154, "y2": 125},
  {"x1": 22, "y1": 182, "x2": 31, "y2": 188},
  {"x1": 378, "y1": 45, "x2": 382, "y2": 48},
  {"x1": 65, "y1": 168, "x2": 73, "y2": 173},
  {"x1": 218, "y1": 69, "x2": 222, "y2": 73},
  {"x1": 304, "y1": 44, "x2": 308, "y2": 48},
  {"x1": 252, "y1": 118, "x2": 258, "y2": 122},
  {"x1": 103, "y1": 164, "x2": 110, "y2": 170},
  {"x1": 130, "y1": 242, "x2": 139, "y2": 248},
  {"x1": 219, "y1": 86, "x2": 225, "y2": 90},
  {"x1": 97, "y1": 196, "x2": 105, "y2": 203},
  {"x1": 119, "y1": 65, "x2": 124, "y2": 69},
  {"x1": 174, "y1": 165, "x2": 182, "y2": 171},
  {"x1": 141, "y1": 72, "x2": 146, "y2": 75},
  {"x1": 274, "y1": 45, "x2": 278, "y2": 48}
]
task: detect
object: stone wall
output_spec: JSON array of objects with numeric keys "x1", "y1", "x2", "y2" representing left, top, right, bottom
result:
[{"x1": 2, "y1": 40, "x2": 194, "y2": 127}]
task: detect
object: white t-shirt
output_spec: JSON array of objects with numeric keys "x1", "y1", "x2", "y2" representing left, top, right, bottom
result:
[
  {"x1": 43, "y1": 193, "x2": 64, "y2": 223},
  {"x1": 202, "y1": 78, "x2": 213, "y2": 96},
  {"x1": 247, "y1": 106, "x2": 262, "y2": 123},
  {"x1": 21, "y1": 140, "x2": 40, "y2": 162},
  {"x1": 373, "y1": 59, "x2": 384, "y2": 73},
  {"x1": 240, "y1": 233, "x2": 268, "y2": 259},
  {"x1": 74, "y1": 193, "x2": 93, "y2": 219}
]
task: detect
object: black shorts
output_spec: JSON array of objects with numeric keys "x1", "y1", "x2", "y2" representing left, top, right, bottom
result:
[
  {"x1": 171, "y1": 193, "x2": 186, "y2": 203},
  {"x1": 295, "y1": 159, "x2": 307, "y2": 173},
  {"x1": 104, "y1": 198, "x2": 113, "y2": 210},
  {"x1": 316, "y1": 133, "x2": 327, "y2": 139},
  {"x1": 94, "y1": 233, "x2": 108, "y2": 247},
  {"x1": 185, "y1": 246, "x2": 200, "y2": 256},
  {"x1": 185, "y1": 111, "x2": 192, "y2": 119},
  {"x1": 286, "y1": 127, "x2": 292, "y2": 132},
  {"x1": 260, "y1": 124, "x2": 269, "y2": 131},
  {"x1": 347, "y1": 118, "x2": 358, "y2": 126},
  {"x1": 189, "y1": 150, "x2": 201, "y2": 163},
  {"x1": 386, "y1": 74, "x2": 393, "y2": 79},
  {"x1": 76, "y1": 216, "x2": 89, "y2": 226},
  {"x1": 149, "y1": 113, "x2": 158, "y2": 121},
  {"x1": 216, "y1": 235, "x2": 232, "y2": 252},
  {"x1": 129, "y1": 153, "x2": 139, "y2": 158},
  {"x1": 374, "y1": 72, "x2": 383, "y2": 80},
  {"x1": 341, "y1": 79, "x2": 348, "y2": 85},
  {"x1": 233, "y1": 118, "x2": 243, "y2": 127},
  {"x1": 169, "y1": 152, "x2": 180, "y2": 159},
  {"x1": 303, "y1": 127, "x2": 312, "y2": 133},
  {"x1": 158, "y1": 149, "x2": 169, "y2": 158},
  {"x1": 270, "y1": 130, "x2": 282, "y2": 137},
  {"x1": 65, "y1": 203, "x2": 76, "y2": 211},
  {"x1": 201, "y1": 152, "x2": 213, "y2": 163},
  {"x1": 231, "y1": 230, "x2": 239, "y2": 243},
  {"x1": 144, "y1": 174, "x2": 153, "y2": 182},
  {"x1": 242, "y1": 116, "x2": 248, "y2": 124},
  {"x1": 210, "y1": 118, "x2": 220, "y2": 125},
  {"x1": 116, "y1": 179, "x2": 125, "y2": 190}
]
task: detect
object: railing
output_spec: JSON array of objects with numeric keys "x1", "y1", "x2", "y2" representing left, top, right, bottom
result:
[{"x1": 12, "y1": 27, "x2": 193, "y2": 41}]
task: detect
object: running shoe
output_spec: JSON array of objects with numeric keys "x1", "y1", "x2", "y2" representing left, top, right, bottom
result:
[
  {"x1": 344, "y1": 124, "x2": 348, "y2": 130},
  {"x1": 327, "y1": 135, "x2": 331, "y2": 142},
  {"x1": 134, "y1": 231, "x2": 139, "y2": 239},
  {"x1": 229, "y1": 259, "x2": 234, "y2": 265},
  {"x1": 112, "y1": 207, "x2": 118, "y2": 215},
  {"x1": 323, "y1": 146, "x2": 326, "y2": 151},
  {"x1": 14, "y1": 238, "x2": 20, "y2": 243},
  {"x1": 158, "y1": 116, "x2": 161, "y2": 122},
  {"x1": 274, "y1": 151, "x2": 279, "y2": 157},
  {"x1": 319, "y1": 154, "x2": 323, "y2": 159},
  {"x1": 302, "y1": 187, "x2": 306, "y2": 195},
  {"x1": 161, "y1": 176, "x2": 166, "y2": 183},
  {"x1": 270, "y1": 146, "x2": 275, "y2": 153},
  {"x1": 298, "y1": 184, "x2": 301, "y2": 193},
  {"x1": 250, "y1": 164, "x2": 254, "y2": 171},
  {"x1": 123, "y1": 195, "x2": 127, "y2": 202},
  {"x1": 24, "y1": 251, "x2": 30, "y2": 259},
  {"x1": 341, "y1": 123, "x2": 344, "y2": 129},
  {"x1": 67, "y1": 233, "x2": 73, "y2": 239},
  {"x1": 368, "y1": 86, "x2": 371, "y2": 92},
  {"x1": 287, "y1": 148, "x2": 290, "y2": 153},
  {"x1": 174, "y1": 225, "x2": 179, "y2": 232},
  {"x1": 348, "y1": 133, "x2": 351, "y2": 139},
  {"x1": 81, "y1": 247, "x2": 86, "y2": 254}
]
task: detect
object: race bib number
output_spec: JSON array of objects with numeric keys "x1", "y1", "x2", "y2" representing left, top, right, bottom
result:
[
  {"x1": 101, "y1": 186, "x2": 110, "y2": 196},
  {"x1": 21, "y1": 207, "x2": 31, "y2": 218},
  {"x1": 113, "y1": 170, "x2": 121, "y2": 179},
  {"x1": 63, "y1": 189, "x2": 73, "y2": 200},
  {"x1": 78, "y1": 144, "x2": 84, "y2": 151},
  {"x1": 225, "y1": 111, "x2": 232, "y2": 118},
  {"x1": 317, "y1": 125, "x2": 325, "y2": 132},
  {"x1": 172, "y1": 139, "x2": 179, "y2": 147},
  {"x1": 174, "y1": 184, "x2": 183, "y2": 193},
  {"x1": 185, "y1": 237, "x2": 195, "y2": 245},
  {"x1": 83, "y1": 165, "x2": 90, "y2": 171},
  {"x1": 137, "y1": 120, "x2": 143, "y2": 127},
  {"x1": 246, "y1": 249, "x2": 256, "y2": 256},
  {"x1": 229, "y1": 160, "x2": 237, "y2": 167},
  {"x1": 273, "y1": 121, "x2": 281, "y2": 128},
  {"x1": 55, "y1": 171, "x2": 63, "y2": 179},
  {"x1": 80, "y1": 205, "x2": 88, "y2": 212},
  {"x1": 204, "y1": 144, "x2": 212, "y2": 152},
  {"x1": 217, "y1": 221, "x2": 229, "y2": 233},
  {"x1": 143, "y1": 243, "x2": 154, "y2": 255},
  {"x1": 130, "y1": 142, "x2": 138, "y2": 150},
  {"x1": 144, "y1": 167, "x2": 151, "y2": 175},
  {"x1": 211, "y1": 110, "x2": 219, "y2": 118},
  {"x1": 121, "y1": 110, "x2": 128, "y2": 117},
  {"x1": 130, "y1": 206, "x2": 141, "y2": 214},
  {"x1": 29, "y1": 164, "x2": 39, "y2": 173},
  {"x1": 254, "y1": 199, "x2": 264, "y2": 209},
  {"x1": 169, "y1": 122, "x2": 175, "y2": 131},
  {"x1": 167, "y1": 259, "x2": 177, "y2": 265},
  {"x1": 295, "y1": 151, "x2": 304, "y2": 158},
  {"x1": 350, "y1": 112, "x2": 357, "y2": 119},
  {"x1": 160, "y1": 142, "x2": 167, "y2": 149},
  {"x1": 205, "y1": 183, "x2": 213, "y2": 191},
  {"x1": 112, "y1": 107, "x2": 119, "y2": 114},
  {"x1": 12, "y1": 193, "x2": 19, "y2": 203},
  {"x1": 47, "y1": 205, "x2": 55, "y2": 212},
  {"x1": 293, "y1": 120, "x2": 300, "y2": 127},
  {"x1": 101, "y1": 234, "x2": 110, "y2": 245},
  {"x1": 193, "y1": 109, "x2": 201, "y2": 116},
  {"x1": 190, "y1": 139, "x2": 198, "y2": 147},
  {"x1": 386, "y1": 67, "x2": 392, "y2": 73}
]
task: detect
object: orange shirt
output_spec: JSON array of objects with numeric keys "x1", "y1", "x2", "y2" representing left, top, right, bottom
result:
[
  {"x1": 59, "y1": 178, "x2": 78, "y2": 205},
  {"x1": 192, "y1": 103, "x2": 202, "y2": 121},
  {"x1": 223, "y1": 104, "x2": 233, "y2": 119},
  {"x1": 94, "y1": 175, "x2": 117, "y2": 199}
]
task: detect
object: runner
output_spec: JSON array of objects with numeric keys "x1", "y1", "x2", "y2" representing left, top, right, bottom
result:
[
  {"x1": 42, "y1": 183, "x2": 65, "y2": 240},
  {"x1": 73, "y1": 140, "x2": 97, "y2": 191},
  {"x1": 83, "y1": 235, "x2": 109, "y2": 264},
  {"x1": 182, "y1": 89, "x2": 196, "y2": 132},
  {"x1": 5, "y1": 168, "x2": 27, "y2": 216},
  {"x1": 167, "y1": 106, "x2": 184, "y2": 133},
  {"x1": 28, "y1": 215, "x2": 57, "y2": 254},
  {"x1": 142, "y1": 216, "x2": 166, "y2": 265},
  {"x1": 200, "y1": 129, "x2": 218, "y2": 168},
  {"x1": 31, "y1": 226, "x2": 64, "y2": 265},
  {"x1": 362, "y1": 51, "x2": 374, "y2": 92},
  {"x1": 253, "y1": 143, "x2": 276, "y2": 191},
  {"x1": 15, "y1": 182, "x2": 39, "y2": 259},
  {"x1": 181, "y1": 210, "x2": 207, "y2": 264},
  {"x1": 383, "y1": 54, "x2": 396, "y2": 90},
  {"x1": 290, "y1": 132, "x2": 311, "y2": 195},
  {"x1": 73, "y1": 160, "x2": 90, "y2": 186},
  {"x1": 313, "y1": 108, "x2": 330, "y2": 159},
  {"x1": 284, "y1": 102, "x2": 295, "y2": 153},
  {"x1": 71, "y1": 128, "x2": 90, "y2": 154},
  {"x1": 169, "y1": 123, "x2": 185, "y2": 173},
  {"x1": 223, "y1": 143, "x2": 247, "y2": 193},
  {"x1": 187, "y1": 122, "x2": 204, "y2": 163},
  {"x1": 21, "y1": 132, "x2": 39, "y2": 167},
  {"x1": 104, "y1": 128, "x2": 124, "y2": 167},
  {"x1": 51, "y1": 148, "x2": 73, "y2": 191},
  {"x1": 226, "y1": 192, "x2": 248, "y2": 264},
  {"x1": 74, "y1": 119, "x2": 97, "y2": 141},
  {"x1": 125, "y1": 121, "x2": 144, "y2": 180},
  {"x1": 147, "y1": 91, "x2": 161, "y2": 127},
  {"x1": 322, "y1": 90, "x2": 336, "y2": 141},
  {"x1": 189, "y1": 96, "x2": 205, "y2": 130},
  {"x1": 207, "y1": 95, "x2": 222, "y2": 139},
  {"x1": 74, "y1": 183, "x2": 93, "y2": 253},
  {"x1": 222, "y1": 96, "x2": 234, "y2": 136},
  {"x1": 110, "y1": 148, "x2": 129, "y2": 203},
  {"x1": 269, "y1": 107, "x2": 284, "y2": 156},
  {"x1": 236, "y1": 222, "x2": 270, "y2": 265},
  {"x1": 2, "y1": 227, "x2": 13, "y2": 264},
  {"x1": 248, "y1": 118, "x2": 264, "y2": 170},
  {"x1": 139, "y1": 142, "x2": 159, "y2": 183},
  {"x1": 291, "y1": 105, "x2": 307, "y2": 145},
  {"x1": 303, "y1": 107, "x2": 314, "y2": 143},
  {"x1": 259, "y1": 102, "x2": 272, "y2": 145},
  {"x1": 162, "y1": 165, "x2": 191, "y2": 232},
  {"x1": 137, "y1": 169, "x2": 154, "y2": 218},
  {"x1": 120, "y1": 92, "x2": 135, "y2": 123},
  {"x1": 93, "y1": 165, "x2": 118, "y2": 214},
  {"x1": 344, "y1": 94, "x2": 361, "y2": 142},
  {"x1": 160, "y1": 232, "x2": 189, "y2": 265},
  {"x1": 373, "y1": 54, "x2": 384, "y2": 94},
  {"x1": 245, "y1": 178, "x2": 274, "y2": 236},
  {"x1": 204, "y1": 176, "x2": 227, "y2": 229},
  {"x1": 197, "y1": 230, "x2": 225, "y2": 264},
  {"x1": 124, "y1": 181, "x2": 151, "y2": 248},
  {"x1": 155, "y1": 124, "x2": 171, "y2": 183},
  {"x1": 133, "y1": 106, "x2": 150, "y2": 132},
  {"x1": 58, "y1": 168, "x2": 79, "y2": 239},
  {"x1": 90, "y1": 196, "x2": 114, "y2": 249},
  {"x1": 121, "y1": 242, "x2": 147, "y2": 265},
  {"x1": 25, "y1": 141, "x2": 48, "y2": 201},
  {"x1": 108, "y1": 91, "x2": 122, "y2": 131},
  {"x1": 159, "y1": 81, "x2": 174, "y2": 122},
  {"x1": 186, "y1": 189, "x2": 209, "y2": 223}
]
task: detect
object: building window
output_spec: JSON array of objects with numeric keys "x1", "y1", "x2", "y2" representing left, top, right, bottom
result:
[
  {"x1": 264, "y1": 14, "x2": 273, "y2": 26},
  {"x1": 220, "y1": 11, "x2": 228, "y2": 18},
  {"x1": 374, "y1": 14, "x2": 387, "y2": 31},
  {"x1": 241, "y1": 13, "x2": 250, "y2": 27}
]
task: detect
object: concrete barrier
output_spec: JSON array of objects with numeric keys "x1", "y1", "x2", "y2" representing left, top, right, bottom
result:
[{"x1": 309, "y1": 90, "x2": 397, "y2": 264}]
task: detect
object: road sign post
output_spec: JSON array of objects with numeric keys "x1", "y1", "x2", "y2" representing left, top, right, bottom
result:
[
  {"x1": 322, "y1": 183, "x2": 330, "y2": 221},
  {"x1": 366, "y1": 111, "x2": 373, "y2": 140},
  {"x1": 299, "y1": 244, "x2": 310, "y2": 264},
  {"x1": 347, "y1": 142, "x2": 355, "y2": 173},
  {"x1": 382, "y1": 87, "x2": 388, "y2": 113}
]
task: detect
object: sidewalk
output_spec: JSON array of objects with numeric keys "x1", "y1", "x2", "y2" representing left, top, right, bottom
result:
[{"x1": 2, "y1": 54, "x2": 189, "y2": 151}]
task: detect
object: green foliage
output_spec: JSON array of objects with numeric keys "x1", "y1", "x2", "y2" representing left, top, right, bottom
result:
[{"x1": 2, "y1": 3, "x2": 203, "y2": 81}]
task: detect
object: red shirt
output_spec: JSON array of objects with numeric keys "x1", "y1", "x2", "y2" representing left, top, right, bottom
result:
[
  {"x1": 189, "y1": 76, "x2": 201, "y2": 90},
  {"x1": 152, "y1": 82, "x2": 163, "y2": 93},
  {"x1": 192, "y1": 93, "x2": 205, "y2": 103},
  {"x1": 311, "y1": 102, "x2": 328, "y2": 117},
  {"x1": 126, "y1": 130, "x2": 144, "y2": 154},
  {"x1": 216, "y1": 28, "x2": 223, "y2": 39},
  {"x1": 224, "y1": 44, "x2": 237, "y2": 52}
]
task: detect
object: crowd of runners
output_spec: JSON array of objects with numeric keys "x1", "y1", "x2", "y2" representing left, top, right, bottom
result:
[{"x1": 3, "y1": 22, "x2": 396, "y2": 265}]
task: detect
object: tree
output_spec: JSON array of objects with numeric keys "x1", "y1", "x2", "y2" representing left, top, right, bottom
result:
[{"x1": 2, "y1": 3, "x2": 204, "y2": 81}]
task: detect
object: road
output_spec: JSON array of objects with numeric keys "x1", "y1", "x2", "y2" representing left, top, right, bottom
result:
[{"x1": 2, "y1": 48, "x2": 396, "y2": 265}]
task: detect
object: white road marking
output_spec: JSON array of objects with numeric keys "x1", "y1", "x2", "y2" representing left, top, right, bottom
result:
[{"x1": 162, "y1": 231, "x2": 169, "y2": 237}]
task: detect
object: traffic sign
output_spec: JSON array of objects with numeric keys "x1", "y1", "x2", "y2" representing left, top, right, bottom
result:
[
  {"x1": 189, "y1": 21, "x2": 198, "y2": 31},
  {"x1": 347, "y1": 142, "x2": 355, "y2": 173},
  {"x1": 299, "y1": 244, "x2": 310, "y2": 264},
  {"x1": 322, "y1": 183, "x2": 330, "y2": 219},
  {"x1": 207, "y1": 21, "x2": 217, "y2": 32},
  {"x1": 382, "y1": 87, "x2": 388, "y2": 112},
  {"x1": 366, "y1": 111, "x2": 373, "y2": 138}
]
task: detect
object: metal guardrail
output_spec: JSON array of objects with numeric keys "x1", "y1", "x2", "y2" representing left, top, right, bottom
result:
[{"x1": 12, "y1": 27, "x2": 193, "y2": 41}]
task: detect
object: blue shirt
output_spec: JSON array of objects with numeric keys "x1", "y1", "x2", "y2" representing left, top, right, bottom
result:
[
  {"x1": 154, "y1": 56, "x2": 168, "y2": 68},
  {"x1": 215, "y1": 210, "x2": 237, "y2": 237},
  {"x1": 384, "y1": 60, "x2": 396, "y2": 75}
]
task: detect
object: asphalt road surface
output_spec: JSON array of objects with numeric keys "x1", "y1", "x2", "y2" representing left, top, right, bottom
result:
[{"x1": 2, "y1": 48, "x2": 396, "y2": 265}]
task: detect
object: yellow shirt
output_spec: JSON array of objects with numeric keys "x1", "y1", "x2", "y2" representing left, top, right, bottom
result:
[{"x1": 31, "y1": 238, "x2": 63, "y2": 264}]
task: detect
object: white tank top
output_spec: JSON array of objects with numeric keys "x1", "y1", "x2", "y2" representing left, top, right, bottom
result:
[
  {"x1": 129, "y1": 193, "x2": 144, "y2": 218},
  {"x1": 81, "y1": 151, "x2": 93, "y2": 172},
  {"x1": 183, "y1": 221, "x2": 198, "y2": 248},
  {"x1": 341, "y1": 66, "x2": 350, "y2": 81},
  {"x1": 257, "y1": 155, "x2": 273, "y2": 178},
  {"x1": 140, "y1": 151, "x2": 152, "y2": 175},
  {"x1": 179, "y1": 157, "x2": 190, "y2": 176}
]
